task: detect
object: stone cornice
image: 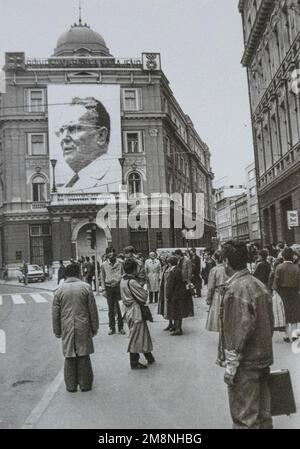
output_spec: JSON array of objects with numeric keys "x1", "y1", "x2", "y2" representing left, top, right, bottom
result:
[
  {"x1": 241, "y1": 0, "x2": 276, "y2": 67},
  {"x1": 238, "y1": 0, "x2": 246, "y2": 13},
  {"x1": 1, "y1": 213, "x2": 50, "y2": 222},
  {"x1": 122, "y1": 113, "x2": 164, "y2": 120},
  {"x1": 0, "y1": 116, "x2": 47, "y2": 123}
]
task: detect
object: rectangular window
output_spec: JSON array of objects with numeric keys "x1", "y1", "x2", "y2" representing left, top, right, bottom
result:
[
  {"x1": 25, "y1": 89, "x2": 45, "y2": 112},
  {"x1": 123, "y1": 88, "x2": 141, "y2": 111},
  {"x1": 124, "y1": 131, "x2": 143, "y2": 153},
  {"x1": 164, "y1": 136, "x2": 171, "y2": 157},
  {"x1": 251, "y1": 204, "x2": 258, "y2": 214},
  {"x1": 30, "y1": 225, "x2": 41, "y2": 236},
  {"x1": 28, "y1": 133, "x2": 47, "y2": 156},
  {"x1": 41, "y1": 224, "x2": 50, "y2": 235},
  {"x1": 252, "y1": 222, "x2": 259, "y2": 232},
  {"x1": 30, "y1": 224, "x2": 51, "y2": 236},
  {"x1": 248, "y1": 169, "x2": 255, "y2": 181},
  {"x1": 16, "y1": 251, "x2": 22, "y2": 261},
  {"x1": 156, "y1": 232, "x2": 163, "y2": 248},
  {"x1": 249, "y1": 186, "x2": 256, "y2": 197}
]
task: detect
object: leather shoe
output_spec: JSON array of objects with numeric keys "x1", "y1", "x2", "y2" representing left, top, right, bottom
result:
[
  {"x1": 81, "y1": 388, "x2": 92, "y2": 392},
  {"x1": 119, "y1": 329, "x2": 126, "y2": 335},
  {"x1": 108, "y1": 329, "x2": 116, "y2": 335},
  {"x1": 66, "y1": 389, "x2": 77, "y2": 393},
  {"x1": 164, "y1": 326, "x2": 174, "y2": 332},
  {"x1": 131, "y1": 362, "x2": 148, "y2": 370},
  {"x1": 171, "y1": 330, "x2": 183, "y2": 336},
  {"x1": 147, "y1": 357, "x2": 155, "y2": 365}
]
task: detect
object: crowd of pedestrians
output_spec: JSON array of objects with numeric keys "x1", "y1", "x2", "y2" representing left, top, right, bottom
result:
[
  {"x1": 52, "y1": 246, "x2": 213, "y2": 387},
  {"x1": 52, "y1": 239, "x2": 300, "y2": 429}
]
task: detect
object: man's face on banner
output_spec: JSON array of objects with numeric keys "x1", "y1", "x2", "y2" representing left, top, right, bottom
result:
[{"x1": 56, "y1": 103, "x2": 109, "y2": 174}]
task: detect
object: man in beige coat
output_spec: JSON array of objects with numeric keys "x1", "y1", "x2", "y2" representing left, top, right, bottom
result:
[{"x1": 52, "y1": 263, "x2": 99, "y2": 392}]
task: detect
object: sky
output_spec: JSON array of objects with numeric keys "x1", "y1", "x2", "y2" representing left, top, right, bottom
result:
[{"x1": 0, "y1": 0, "x2": 253, "y2": 185}]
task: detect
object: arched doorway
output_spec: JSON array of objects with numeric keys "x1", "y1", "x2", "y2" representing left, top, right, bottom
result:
[{"x1": 72, "y1": 220, "x2": 110, "y2": 261}]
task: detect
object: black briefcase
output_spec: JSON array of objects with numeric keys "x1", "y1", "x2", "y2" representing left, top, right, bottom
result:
[{"x1": 269, "y1": 370, "x2": 296, "y2": 416}]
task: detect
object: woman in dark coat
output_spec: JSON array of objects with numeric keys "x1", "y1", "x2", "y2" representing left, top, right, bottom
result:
[
  {"x1": 273, "y1": 247, "x2": 300, "y2": 342},
  {"x1": 165, "y1": 256, "x2": 192, "y2": 336},
  {"x1": 157, "y1": 255, "x2": 174, "y2": 331}
]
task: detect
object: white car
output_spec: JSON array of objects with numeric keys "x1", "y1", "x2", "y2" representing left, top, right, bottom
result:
[{"x1": 18, "y1": 264, "x2": 46, "y2": 283}]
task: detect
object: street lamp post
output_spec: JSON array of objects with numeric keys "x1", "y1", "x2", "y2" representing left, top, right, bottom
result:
[
  {"x1": 118, "y1": 157, "x2": 125, "y2": 186},
  {"x1": 50, "y1": 159, "x2": 57, "y2": 193},
  {"x1": 92, "y1": 225, "x2": 99, "y2": 295}
]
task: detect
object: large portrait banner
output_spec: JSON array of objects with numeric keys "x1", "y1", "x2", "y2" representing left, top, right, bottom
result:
[{"x1": 48, "y1": 84, "x2": 122, "y2": 195}]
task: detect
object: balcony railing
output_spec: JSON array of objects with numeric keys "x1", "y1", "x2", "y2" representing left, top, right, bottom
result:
[
  {"x1": 31, "y1": 201, "x2": 48, "y2": 210},
  {"x1": 259, "y1": 143, "x2": 300, "y2": 190},
  {"x1": 50, "y1": 192, "x2": 118, "y2": 206}
]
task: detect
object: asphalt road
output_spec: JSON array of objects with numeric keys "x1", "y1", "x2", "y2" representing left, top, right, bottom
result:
[
  {"x1": 0, "y1": 284, "x2": 62, "y2": 429},
  {"x1": 0, "y1": 283, "x2": 299, "y2": 429}
]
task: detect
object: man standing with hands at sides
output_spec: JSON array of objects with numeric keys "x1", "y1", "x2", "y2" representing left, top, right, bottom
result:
[
  {"x1": 219, "y1": 240, "x2": 274, "y2": 429},
  {"x1": 52, "y1": 263, "x2": 99, "y2": 393},
  {"x1": 189, "y1": 248, "x2": 202, "y2": 297},
  {"x1": 23, "y1": 260, "x2": 28, "y2": 285},
  {"x1": 101, "y1": 247, "x2": 125, "y2": 335},
  {"x1": 145, "y1": 252, "x2": 161, "y2": 303}
]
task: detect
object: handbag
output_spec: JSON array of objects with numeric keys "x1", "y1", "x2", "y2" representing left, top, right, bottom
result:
[
  {"x1": 269, "y1": 369, "x2": 296, "y2": 416},
  {"x1": 127, "y1": 280, "x2": 153, "y2": 322}
]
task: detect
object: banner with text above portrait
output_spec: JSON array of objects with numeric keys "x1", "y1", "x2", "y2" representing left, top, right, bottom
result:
[{"x1": 48, "y1": 84, "x2": 122, "y2": 195}]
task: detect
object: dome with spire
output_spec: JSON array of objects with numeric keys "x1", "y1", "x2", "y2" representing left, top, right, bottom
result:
[{"x1": 53, "y1": 20, "x2": 112, "y2": 57}]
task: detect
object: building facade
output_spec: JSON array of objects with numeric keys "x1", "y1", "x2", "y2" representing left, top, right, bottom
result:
[
  {"x1": 231, "y1": 192, "x2": 250, "y2": 242},
  {"x1": 0, "y1": 19, "x2": 216, "y2": 270},
  {"x1": 245, "y1": 161, "x2": 261, "y2": 244},
  {"x1": 239, "y1": 0, "x2": 300, "y2": 246},
  {"x1": 215, "y1": 186, "x2": 246, "y2": 244}
]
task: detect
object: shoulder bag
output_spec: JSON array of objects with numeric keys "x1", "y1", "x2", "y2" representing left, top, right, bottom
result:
[{"x1": 127, "y1": 280, "x2": 153, "y2": 322}]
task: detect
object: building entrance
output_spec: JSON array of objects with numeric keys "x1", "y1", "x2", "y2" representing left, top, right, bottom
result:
[{"x1": 76, "y1": 224, "x2": 107, "y2": 261}]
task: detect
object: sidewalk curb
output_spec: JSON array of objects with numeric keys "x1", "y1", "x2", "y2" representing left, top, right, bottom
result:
[{"x1": 0, "y1": 281, "x2": 57, "y2": 293}]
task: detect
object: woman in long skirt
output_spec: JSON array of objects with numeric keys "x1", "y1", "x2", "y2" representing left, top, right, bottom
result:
[
  {"x1": 273, "y1": 247, "x2": 300, "y2": 342},
  {"x1": 206, "y1": 250, "x2": 227, "y2": 332},
  {"x1": 120, "y1": 258, "x2": 154, "y2": 369},
  {"x1": 268, "y1": 258, "x2": 286, "y2": 333}
]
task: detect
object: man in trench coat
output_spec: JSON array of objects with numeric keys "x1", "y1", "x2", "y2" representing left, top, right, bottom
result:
[{"x1": 52, "y1": 263, "x2": 99, "y2": 392}]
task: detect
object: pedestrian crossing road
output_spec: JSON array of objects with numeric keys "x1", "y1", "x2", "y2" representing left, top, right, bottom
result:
[{"x1": 0, "y1": 292, "x2": 54, "y2": 306}]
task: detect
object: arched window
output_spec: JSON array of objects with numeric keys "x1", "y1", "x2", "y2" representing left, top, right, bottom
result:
[
  {"x1": 128, "y1": 172, "x2": 142, "y2": 196},
  {"x1": 32, "y1": 175, "x2": 46, "y2": 202}
]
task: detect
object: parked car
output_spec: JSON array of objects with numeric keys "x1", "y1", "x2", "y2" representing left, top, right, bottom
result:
[{"x1": 18, "y1": 264, "x2": 45, "y2": 283}]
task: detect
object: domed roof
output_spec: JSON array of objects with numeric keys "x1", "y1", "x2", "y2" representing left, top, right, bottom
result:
[{"x1": 53, "y1": 22, "x2": 111, "y2": 57}]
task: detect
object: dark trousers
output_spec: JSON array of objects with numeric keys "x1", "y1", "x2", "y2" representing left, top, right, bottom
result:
[
  {"x1": 149, "y1": 291, "x2": 158, "y2": 303},
  {"x1": 130, "y1": 352, "x2": 154, "y2": 367},
  {"x1": 87, "y1": 275, "x2": 93, "y2": 287},
  {"x1": 106, "y1": 285, "x2": 123, "y2": 331},
  {"x1": 64, "y1": 355, "x2": 93, "y2": 392},
  {"x1": 228, "y1": 367, "x2": 273, "y2": 429},
  {"x1": 174, "y1": 318, "x2": 183, "y2": 331},
  {"x1": 192, "y1": 275, "x2": 202, "y2": 296}
]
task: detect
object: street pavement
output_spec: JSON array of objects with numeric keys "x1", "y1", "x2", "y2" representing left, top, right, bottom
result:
[{"x1": 0, "y1": 282, "x2": 300, "y2": 429}]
